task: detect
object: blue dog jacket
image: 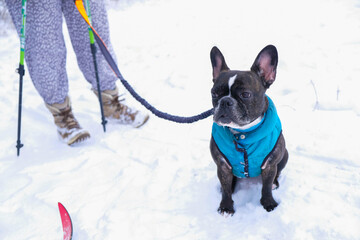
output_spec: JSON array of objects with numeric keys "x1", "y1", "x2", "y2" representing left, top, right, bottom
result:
[{"x1": 212, "y1": 96, "x2": 282, "y2": 178}]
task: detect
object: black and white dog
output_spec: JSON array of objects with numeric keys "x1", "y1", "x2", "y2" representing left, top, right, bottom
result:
[{"x1": 209, "y1": 45, "x2": 288, "y2": 215}]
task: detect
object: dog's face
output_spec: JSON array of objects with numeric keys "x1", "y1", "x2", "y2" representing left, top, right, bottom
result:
[{"x1": 210, "y1": 45, "x2": 278, "y2": 129}]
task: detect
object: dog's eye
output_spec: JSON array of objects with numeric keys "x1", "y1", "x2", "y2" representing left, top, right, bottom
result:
[
  {"x1": 241, "y1": 92, "x2": 251, "y2": 98},
  {"x1": 211, "y1": 92, "x2": 219, "y2": 99}
]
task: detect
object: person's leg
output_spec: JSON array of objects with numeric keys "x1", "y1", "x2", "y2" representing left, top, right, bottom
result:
[
  {"x1": 5, "y1": 0, "x2": 69, "y2": 105},
  {"x1": 5, "y1": 0, "x2": 90, "y2": 144},
  {"x1": 62, "y1": 0, "x2": 117, "y2": 91},
  {"x1": 63, "y1": 0, "x2": 149, "y2": 127}
]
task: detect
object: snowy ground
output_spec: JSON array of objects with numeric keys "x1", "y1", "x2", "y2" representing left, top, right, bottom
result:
[{"x1": 1, "y1": 0, "x2": 360, "y2": 239}]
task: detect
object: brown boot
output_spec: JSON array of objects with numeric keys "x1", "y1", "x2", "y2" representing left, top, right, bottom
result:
[
  {"x1": 45, "y1": 97, "x2": 90, "y2": 145},
  {"x1": 93, "y1": 87, "x2": 149, "y2": 128}
]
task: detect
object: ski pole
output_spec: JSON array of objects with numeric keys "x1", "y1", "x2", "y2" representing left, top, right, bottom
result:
[
  {"x1": 16, "y1": 0, "x2": 27, "y2": 156},
  {"x1": 84, "y1": 0, "x2": 107, "y2": 132}
]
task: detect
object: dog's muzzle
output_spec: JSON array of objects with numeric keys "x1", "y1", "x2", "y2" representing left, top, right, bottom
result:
[{"x1": 214, "y1": 96, "x2": 238, "y2": 124}]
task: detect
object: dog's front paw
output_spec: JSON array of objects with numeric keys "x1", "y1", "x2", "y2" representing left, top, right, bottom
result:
[
  {"x1": 217, "y1": 206, "x2": 235, "y2": 217},
  {"x1": 218, "y1": 199, "x2": 235, "y2": 216},
  {"x1": 260, "y1": 197, "x2": 278, "y2": 212}
]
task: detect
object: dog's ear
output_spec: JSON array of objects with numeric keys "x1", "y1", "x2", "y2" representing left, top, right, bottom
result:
[
  {"x1": 251, "y1": 45, "x2": 278, "y2": 88},
  {"x1": 210, "y1": 46, "x2": 229, "y2": 80}
]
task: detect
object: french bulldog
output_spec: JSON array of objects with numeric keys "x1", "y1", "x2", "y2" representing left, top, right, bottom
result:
[{"x1": 209, "y1": 45, "x2": 288, "y2": 215}]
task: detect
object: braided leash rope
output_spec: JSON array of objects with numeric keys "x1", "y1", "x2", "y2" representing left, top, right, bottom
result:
[{"x1": 75, "y1": 0, "x2": 213, "y2": 123}]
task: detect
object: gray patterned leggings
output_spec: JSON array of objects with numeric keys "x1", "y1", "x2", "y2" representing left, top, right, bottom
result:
[{"x1": 5, "y1": 0, "x2": 118, "y2": 104}]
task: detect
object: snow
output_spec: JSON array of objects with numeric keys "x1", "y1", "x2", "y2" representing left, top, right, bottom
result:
[{"x1": 1, "y1": 0, "x2": 360, "y2": 239}]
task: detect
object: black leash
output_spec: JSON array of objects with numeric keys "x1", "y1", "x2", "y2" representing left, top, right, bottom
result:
[{"x1": 75, "y1": 0, "x2": 213, "y2": 123}]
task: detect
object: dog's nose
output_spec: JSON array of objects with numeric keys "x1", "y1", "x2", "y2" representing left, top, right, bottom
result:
[{"x1": 220, "y1": 97, "x2": 234, "y2": 107}]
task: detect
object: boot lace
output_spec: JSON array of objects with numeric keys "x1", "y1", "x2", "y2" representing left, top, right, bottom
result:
[
  {"x1": 55, "y1": 107, "x2": 80, "y2": 130},
  {"x1": 108, "y1": 94, "x2": 136, "y2": 121}
]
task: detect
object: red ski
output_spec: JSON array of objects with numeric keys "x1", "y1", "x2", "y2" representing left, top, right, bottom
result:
[{"x1": 58, "y1": 202, "x2": 73, "y2": 240}]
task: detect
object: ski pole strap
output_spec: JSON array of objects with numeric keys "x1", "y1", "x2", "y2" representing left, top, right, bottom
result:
[{"x1": 74, "y1": 0, "x2": 214, "y2": 123}]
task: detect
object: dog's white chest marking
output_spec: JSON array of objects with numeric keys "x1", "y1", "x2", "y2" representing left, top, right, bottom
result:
[
  {"x1": 228, "y1": 74, "x2": 237, "y2": 96},
  {"x1": 235, "y1": 116, "x2": 263, "y2": 130}
]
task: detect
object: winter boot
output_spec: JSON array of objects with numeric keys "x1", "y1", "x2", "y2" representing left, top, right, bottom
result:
[
  {"x1": 45, "y1": 97, "x2": 90, "y2": 145},
  {"x1": 93, "y1": 87, "x2": 149, "y2": 128}
]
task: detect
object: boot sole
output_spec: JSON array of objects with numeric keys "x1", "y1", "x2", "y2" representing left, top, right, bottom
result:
[
  {"x1": 134, "y1": 114, "x2": 150, "y2": 128},
  {"x1": 67, "y1": 131, "x2": 91, "y2": 146}
]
